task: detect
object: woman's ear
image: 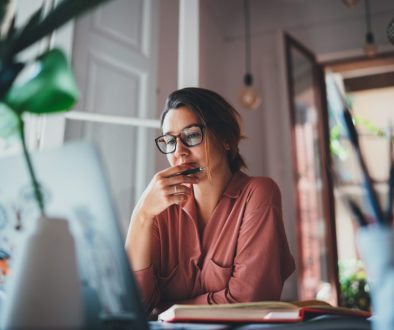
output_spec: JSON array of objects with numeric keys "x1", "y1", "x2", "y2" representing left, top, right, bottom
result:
[{"x1": 224, "y1": 143, "x2": 230, "y2": 151}]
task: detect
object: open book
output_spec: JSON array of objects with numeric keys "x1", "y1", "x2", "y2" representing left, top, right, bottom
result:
[{"x1": 158, "y1": 300, "x2": 370, "y2": 323}]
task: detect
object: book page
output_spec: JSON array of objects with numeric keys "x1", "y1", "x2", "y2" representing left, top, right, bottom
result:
[
  {"x1": 291, "y1": 299, "x2": 332, "y2": 308},
  {"x1": 265, "y1": 311, "x2": 300, "y2": 320},
  {"x1": 172, "y1": 301, "x2": 299, "y2": 311}
]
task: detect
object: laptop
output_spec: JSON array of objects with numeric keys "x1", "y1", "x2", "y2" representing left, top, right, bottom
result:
[{"x1": 0, "y1": 141, "x2": 230, "y2": 330}]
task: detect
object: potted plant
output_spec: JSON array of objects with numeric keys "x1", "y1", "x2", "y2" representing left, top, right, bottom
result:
[
  {"x1": 0, "y1": 0, "x2": 114, "y2": 217},
  {"x1": 0, "y1": 0, "x2": 114, "y2": 328}
]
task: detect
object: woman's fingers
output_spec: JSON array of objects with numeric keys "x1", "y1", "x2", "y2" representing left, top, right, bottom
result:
[
  {"x1": 167, "y1": 184, "x2": 191, "y2": 196},
  {"x1": 166, "y1": 174, "x2": 199, "y2": 186},
  {"x1": 158, "y1": 164, "x2": 191, "y2": 178},
  {"x1": 169, "y1": 192, "x2": 188, "y2": 205},
  {"x1": 155, "y1": 169, "x2": 199, "y2": 191},
  {"x1": 139, "y1": 165, "x2": 199, "y2": 217}
]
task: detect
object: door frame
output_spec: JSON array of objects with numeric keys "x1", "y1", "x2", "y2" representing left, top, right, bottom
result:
[{"x1": 284, "y1": 32, "x2": 339, "y2": 304}]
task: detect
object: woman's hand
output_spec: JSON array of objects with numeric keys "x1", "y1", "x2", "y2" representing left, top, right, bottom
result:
[
  {"x1": 126, "y1": 164, "x2": 199, "y2": 271},
  {"x1": 135, "y1": 164, "x2": 199, "y2": 220}
]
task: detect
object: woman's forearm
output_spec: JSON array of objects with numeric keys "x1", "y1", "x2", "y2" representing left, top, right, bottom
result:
[{"x1": 125, "y1": 206, "x2": 155, "y2": 271}]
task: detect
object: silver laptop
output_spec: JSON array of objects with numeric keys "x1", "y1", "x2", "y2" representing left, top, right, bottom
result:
[{"x1": 0, "y1": 141, "x2": 148, "y2": 329}]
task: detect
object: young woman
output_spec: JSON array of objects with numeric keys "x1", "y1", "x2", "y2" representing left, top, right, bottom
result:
[{"x1": 125, "y1": 88, "x2": 295, "y2": 315}]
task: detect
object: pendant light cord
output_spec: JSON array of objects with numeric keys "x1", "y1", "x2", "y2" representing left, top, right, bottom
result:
[
  {"x1": 364, "y1": 0, "x2": 372, "y2": 35},
  {"x1": 240, "y1": 0, "x2": 261, "y2": 108},
  {"x1": 243, "y1": 0, "x2": 251, "y2": 75}
]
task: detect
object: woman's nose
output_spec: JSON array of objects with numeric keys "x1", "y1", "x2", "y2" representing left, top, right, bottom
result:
[{"x1": 174, "y1": 137, "x2": 189, "y2": 157}]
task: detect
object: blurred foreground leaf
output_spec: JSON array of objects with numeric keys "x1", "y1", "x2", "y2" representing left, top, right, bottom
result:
[{"x1": 4, "y1": 48, "x2": 79, "y2": 114}]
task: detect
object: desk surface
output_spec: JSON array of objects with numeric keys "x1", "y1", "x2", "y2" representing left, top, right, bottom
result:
[{"x1": 149, "y1": 315, "x2": 371, "y2": 330}]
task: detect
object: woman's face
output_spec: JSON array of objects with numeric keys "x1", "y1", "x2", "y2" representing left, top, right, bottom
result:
[{"x1": 162, "y1": 106, "x2": 230, "y2": 177}]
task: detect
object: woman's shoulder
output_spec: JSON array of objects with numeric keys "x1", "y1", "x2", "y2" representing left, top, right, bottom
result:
[
  {"x1": 241, "y1": 173, "x2": 281, "y2": 206},
  {"x1": 244, "y1": 174, "x2": 280, "y2": 194},
  {"x1": 247, "y1": 175, "x2": 279, "y2": 188}
]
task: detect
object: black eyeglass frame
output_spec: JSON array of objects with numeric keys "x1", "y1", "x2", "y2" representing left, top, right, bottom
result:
[{"x1": 154, "y1": 124, "x2": 205, "y2": 154}]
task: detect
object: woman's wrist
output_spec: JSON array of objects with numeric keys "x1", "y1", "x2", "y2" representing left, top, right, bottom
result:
[{"x1": 133, "y1": 205, "x2": 155, "y2": 226}]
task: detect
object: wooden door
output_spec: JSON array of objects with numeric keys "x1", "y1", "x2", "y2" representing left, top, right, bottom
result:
[
  {"x1": 65, "y1": 0, "x2": 160, "y2": 234},
  {"x1": 285, "y1": 33, "x2": 339, "y2": 305}
]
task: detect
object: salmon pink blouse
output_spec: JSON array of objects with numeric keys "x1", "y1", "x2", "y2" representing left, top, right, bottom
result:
[{"x1": 133, "y1": 171, "x2": 295, "y2": 314}]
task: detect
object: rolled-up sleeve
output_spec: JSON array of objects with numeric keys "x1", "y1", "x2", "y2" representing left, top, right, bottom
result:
[{"x1": 133, "y1": 219, "x2": 161, "y2": 314}]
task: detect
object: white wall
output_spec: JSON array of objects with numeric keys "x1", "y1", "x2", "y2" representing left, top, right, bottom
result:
[
  {"x1": 155, "y1": 0, "x2": 179, "y2": 171},
  {"x1": 199, "y1": 1, "x2": 226, "y2": 95},
  {"x1": 199, "y1": 0, "x2": 394, "y2": 300}
]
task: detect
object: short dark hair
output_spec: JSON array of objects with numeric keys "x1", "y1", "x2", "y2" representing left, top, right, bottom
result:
[{"x1": 161, "y1": 87, "x2": 247, "y2": 173}]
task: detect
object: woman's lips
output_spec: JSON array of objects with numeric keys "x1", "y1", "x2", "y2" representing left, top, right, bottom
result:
[{"x1": 179, "y1": 162, "x2": 197, "y2": 167}]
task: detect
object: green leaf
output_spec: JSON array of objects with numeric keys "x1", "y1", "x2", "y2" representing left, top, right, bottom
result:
[
  {"x1": 354, "y1": 116, "x2": 386, "y2": 138},
  {"x1": 4, "y1": 48, "x2": 79, "y2": 114}
]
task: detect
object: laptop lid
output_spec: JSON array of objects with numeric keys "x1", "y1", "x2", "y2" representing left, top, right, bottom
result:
[{"x1": 0, "y1": 141, "x2": 148, "y2": 329}]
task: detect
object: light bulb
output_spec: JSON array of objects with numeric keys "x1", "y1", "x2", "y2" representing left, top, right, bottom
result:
[
  {"x1": 239, "y1": 86, "x2": 261, "y2": 110},
  {"x1": 364, "y1": 42, "x2": 378, "y2": 57},
  {"x1": 239, "y1": 73, "x2": 261, "y2": 110},
  {"x1": 364, "y1": 32, "x2": 378, "y2": 57}
]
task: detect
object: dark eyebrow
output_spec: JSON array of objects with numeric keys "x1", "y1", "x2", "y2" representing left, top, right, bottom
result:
[{"x1": 163, "y1": 123, "x2": 201, "y2": 135}]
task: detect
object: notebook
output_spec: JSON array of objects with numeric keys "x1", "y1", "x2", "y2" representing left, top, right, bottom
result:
[
  {"x1": 0, "y1": 141, "x2": 150, "y2": 329},
  {"x1": 158, "y1": 300, "x2": 370, "y2": 323}
]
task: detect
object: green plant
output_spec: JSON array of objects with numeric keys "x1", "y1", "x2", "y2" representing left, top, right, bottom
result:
[
  {"x1": 339, "y1": 259, "x2": 371, "y2": 311},
  {"x1": 0, "y1": 0, "x2": 113, "y2": 217}
]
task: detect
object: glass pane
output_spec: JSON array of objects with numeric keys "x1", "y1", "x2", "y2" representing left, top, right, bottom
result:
[
  {"x1": 334, "y1": 136, "x2": 390, "y2": 184},
  {"x1": 353, "y1": 87, "x2": 394, "y2": 183},
  {"x1": 290, "y1": 47, "x2": 332, "y2": 301},
  {"x1": 330, "y1": 86, "x2": 394, "y2": 185},
  {"x1": 64, "y1": 119, "x2": 160, "y2": 235},
  {"x1": 327, "y1": 76, "x2": 393, "y2": 312}
]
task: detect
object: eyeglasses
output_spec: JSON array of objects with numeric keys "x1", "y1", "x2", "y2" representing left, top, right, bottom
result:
[{"x1": 155, "y1": 124, "x2": 204, "y2": 154}]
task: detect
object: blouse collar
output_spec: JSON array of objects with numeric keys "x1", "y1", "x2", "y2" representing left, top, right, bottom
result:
[
  {"x1": 222, "y1": 171, "x2": 250, "y2": 198},
  {"x1": 181, "y1": 171, "x2": 251, "y2": 218}
]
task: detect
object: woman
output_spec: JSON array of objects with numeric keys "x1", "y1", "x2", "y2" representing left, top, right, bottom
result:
[{"x1": 125, "y1": 88, "x2": 295, "y2": 315}]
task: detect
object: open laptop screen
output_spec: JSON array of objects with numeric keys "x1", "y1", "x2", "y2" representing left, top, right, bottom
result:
[{"x1": 0, "y1": 141, "x2": 148, "y2": 329}]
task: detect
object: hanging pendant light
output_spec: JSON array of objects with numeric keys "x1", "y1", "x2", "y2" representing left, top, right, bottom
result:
[
  {"x1": 239, "y1": 0, "x2": 261, "y2": 110},
  {"x1": 363, "y1": 0, "x2": 378, "y2": 57}
]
